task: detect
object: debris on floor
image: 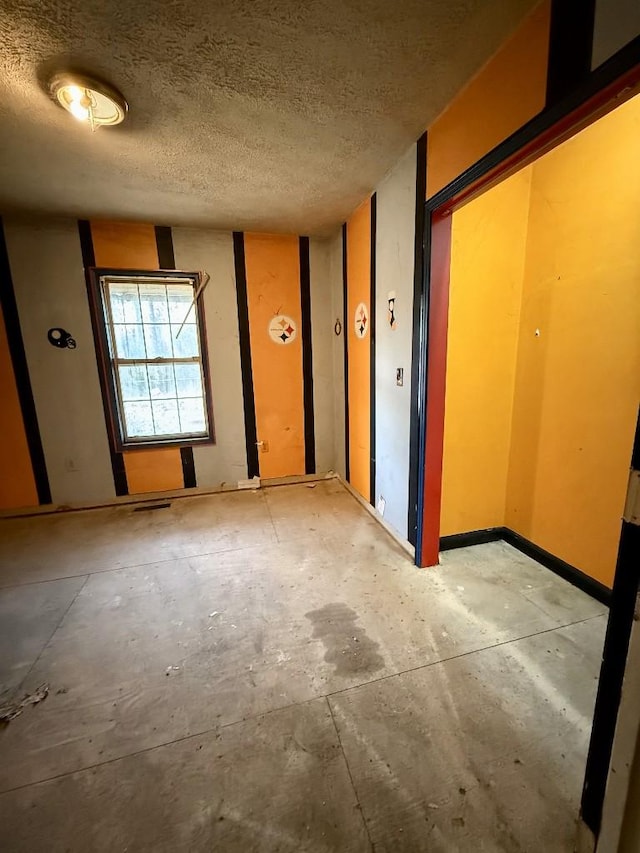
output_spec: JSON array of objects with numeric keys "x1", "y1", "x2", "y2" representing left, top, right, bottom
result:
[{"x1": 0, "y1": 683, "x2": 49, "y2": 724}]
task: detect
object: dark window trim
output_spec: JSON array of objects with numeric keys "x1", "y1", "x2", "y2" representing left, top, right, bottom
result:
[{"x1": 87, "y1": 266, "x2": 216, "y2": 453}]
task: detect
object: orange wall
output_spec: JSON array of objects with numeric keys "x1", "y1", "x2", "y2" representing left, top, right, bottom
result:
[
  {"x1": 426, "y1": 0, "x2": 550, "y2": 198},
  {"x1": 441, "y1": 167, "x2": 532, "y2": 536},
  {"x1": 505, "y1": 94, "x2": 640, "y2": 587},
  {"x1": 244, "y1": 233, "x2": 305, "y2": 478},
  {"x1": 0, "y1": 303, "x2": 38, "y2": 509},
  {"x1": 346, "y1": 198, "x2": 371, "y2": 501},
  {"x1": 443, "y1": 94, "x2": 640, "y2": 587},
  {"x1": 90, "y1": 220, "x2": 184, "y2": 494}
]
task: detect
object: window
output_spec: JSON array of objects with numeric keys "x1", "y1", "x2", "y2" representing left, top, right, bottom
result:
[{"x1": 89, "y1": 269, "x2": 214, "y2": 450}]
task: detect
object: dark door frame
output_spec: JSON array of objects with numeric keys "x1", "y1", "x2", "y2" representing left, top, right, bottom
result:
[{"x1": 413, "y1": 36, "x2": 640, "y2": 837}]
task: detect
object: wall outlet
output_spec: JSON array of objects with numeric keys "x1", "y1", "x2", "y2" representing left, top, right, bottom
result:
[
  {"x1": 396, "y1": 367, "x2": 403, "y2": 387},
  {"x1": 377, "y1": 495, "x2": 386, "y2": 516}
]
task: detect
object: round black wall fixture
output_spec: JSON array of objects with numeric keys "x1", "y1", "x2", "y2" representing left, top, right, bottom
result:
[{"x1": 47, "y1": 328, "x2": 76, "y2": 349}]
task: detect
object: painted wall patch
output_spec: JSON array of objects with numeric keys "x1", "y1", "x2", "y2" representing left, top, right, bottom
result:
[
  {"x1": 354, "y1": 302, "x2": 369, "y2": 339},
  {"x1": 269, "y1": 314, "x2": 297, "y2": 345}
]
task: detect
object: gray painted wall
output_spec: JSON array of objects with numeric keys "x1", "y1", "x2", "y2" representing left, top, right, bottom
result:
[
  {"x1": 172, "y1": 228, "x2": 248, "y2": 487},
  {"x1": 4, "y1": 216, "x2": 116, "y2": 505},
  {"x1": 328, "y1": 228, "x2": 346, "y2": 478},
  {"x1": 592, "y1": 0, "x2": 640, "y2": 69},
  {"x1": 309, "y1": 237, "x2": 335, "y2": 473},
  {"x1": 374, "y1": 144, "x2": 417, "y2": 540}
]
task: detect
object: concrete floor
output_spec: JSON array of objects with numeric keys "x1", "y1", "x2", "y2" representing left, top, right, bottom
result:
[{"x1": 0, "y1": 479, "x2": 607, "y2": 852}]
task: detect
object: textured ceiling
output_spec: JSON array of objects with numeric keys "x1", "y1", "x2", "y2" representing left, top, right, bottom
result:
[{"x1": 0, "y1": 0, "x2": 537, "y2": 235}]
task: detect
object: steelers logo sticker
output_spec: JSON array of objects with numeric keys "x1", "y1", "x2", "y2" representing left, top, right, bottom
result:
[
  {"x1": 268, "y1": 315, "x2": 297, "y2": 345},
  {"x1": 354, "y1": 302, "x2": 369, "y2": 339}
]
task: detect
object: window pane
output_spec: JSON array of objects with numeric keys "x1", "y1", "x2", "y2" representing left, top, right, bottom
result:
[
  {"x1": 139, "y1": 284, "x2": 169, "y2": 323},
  {"x1": 147, "y1": 364, "x2": 176, "y2": 399},
  {"x1": 108, "y1": 284, "x2": 141, "y2": 323},
  {"x1": 144, "y1": 324, "x2": 172, "y2": 359},
  {"x1": 152, "y1": 399, "x2": 180, "y2": 434},
  {"x1": 123, "y1": 401, "x2": 154, "y2": 437},
  {"x1": 179, "y1": 397, "x2": 206, "y2": 433},
  {"x1": 172, "y1": 323, "x2": 199, "y2": 358},
  {"x1": 174, "y1": 362, "x2": 203, "y2": 398},
  {"x1": 119, "y1": 365, "x2": 149, "y2": 401},
  {"x1": 167, "y1": 284, "x2": 195, "y2": 324},
  {"x1": 114, "y1": 324, "x2": 145, "y2": 359}
]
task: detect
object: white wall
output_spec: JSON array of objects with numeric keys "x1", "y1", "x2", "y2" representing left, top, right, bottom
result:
[
  {"x1": 374, "y1": 144, "x2": 417, "y2": 539},
  {"x1": 592, "y1": 0, "x2": 640, "y2": 69},
  {"x1": 310, "y1": 237, "x2": 335, "y2": 473},
  {"x1": 172, "y1": 228, "x2": 248, "y2": 487},
  {"x1": 4, "y1": 216, "x2": 116, "y2": 505}
]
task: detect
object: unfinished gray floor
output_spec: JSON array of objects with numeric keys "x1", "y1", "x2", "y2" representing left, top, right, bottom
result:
[{"x1": 0, "y1": 479, "x2": 607, "y2": 852}]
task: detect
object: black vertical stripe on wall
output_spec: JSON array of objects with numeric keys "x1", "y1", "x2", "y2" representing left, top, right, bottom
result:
[
  {"x1": 342, "y1": 223, "x2": 350, "y2": 482},
  {"x1": 581, "y1": 407, "x2": 640, "y2": 835},
  {"x1": 233, "y1": 232, "x2": 260, "y2": 479},
  {"x1": 180, "y1": 447, "x2": 197, "y2": 488},
  {"x1": 546, "y1": 0, "x2": 597, "y2": 105},
  {"x1": 408, "y1": 133, "x2": 428, "y2": 547},
  {"x1": 154, "y1": 225, "x2": 176, "y2": 270},
  {"x1": 154, "y1": 225, "x2": 197, "y2": 489},
  {"x1": 0, "y1": 217, "x2": 52, "y2": 505},
  {"x1": 369, "y1": 194, "x2": 377, "y2": 506},
  {"x1": 78, "y1": 219, "x2": 129, "y2": 496},
  {"x1": 299, "y1": 237, "x2": 316, "y2": 474}
]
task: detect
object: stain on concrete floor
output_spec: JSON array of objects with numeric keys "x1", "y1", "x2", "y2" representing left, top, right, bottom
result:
[
  {"x1": 0, "y1": 480, "x2": 607, "y2": 851},
  {"x1": 305, "y1": 602, "x2": 385, "y2": 676}
]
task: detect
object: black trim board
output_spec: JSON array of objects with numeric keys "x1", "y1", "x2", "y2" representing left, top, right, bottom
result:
[
  {"x1": 0, "y1": 217, "x2": 51, "y2": 505},
  {"x1": 414, "y1": 208, "x2": 432, "y2": 567},
  {"x1": 78, "y1": 221, "x2": 129, "y2": 496},
  {"x1": 426, "y1": 34, "x2": 640, "y2": 213},
  {"x1": 232, "y1": 232, "x2": 259, "y2": 479},
  {"x1": 408, "y1": 132, "x2": 428, "y2": 547},
  {"x1": 581, "y1": 408, "x2": 640, "y2": 834},
  {"x1": 154, "y1": 226, "x2": 196, "y2": 489},
  {"x1": 342, "y1": 223, "x2": 350, "y2": 482},
  {"x1": 299, "y1": 236, "x2": 316, "y2": 475},
  {"x1": 154, "y1": 225, "x2": 176, "y2": 270},
  {"x1": 180, "y1": 447, "x2": 197, "y2": 488},
  {"x1": 582, "y1": 521, "x2": 640, "y2": 832},
  {"x1": 440, "y1": 528, "x2": 504, "y2": 551},
  {"x1": 546, "y1": 0, "x2": 596, "y2": 106},
  {"x1": 439, "y1": 526, "x2": 611, "y2": 606},
  {"x1": 369, "y1": 193, "x2": 376, "y2": 506}
]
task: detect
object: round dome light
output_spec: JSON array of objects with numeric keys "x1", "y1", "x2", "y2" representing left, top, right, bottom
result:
[{"x1": 50, "y1": 73, "x2": 128, "y2": 130}]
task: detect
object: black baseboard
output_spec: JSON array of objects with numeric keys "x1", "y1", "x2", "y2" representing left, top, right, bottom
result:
[
  {"x1": 439, "y1": 528, "x2": 504, "y2": 550},
  {"x1": 440, "y1": 526, "x2": 611, "y2": 606}
]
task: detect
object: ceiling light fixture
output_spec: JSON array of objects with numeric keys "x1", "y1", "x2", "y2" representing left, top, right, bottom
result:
[{"x1": 50, "y1": 73, "x2": 128, "y2": 131}]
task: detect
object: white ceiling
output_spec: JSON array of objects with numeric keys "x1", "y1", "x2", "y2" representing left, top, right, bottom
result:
[{"x1": 0, "y1": 0, "x2": 537, "y2": 235}]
